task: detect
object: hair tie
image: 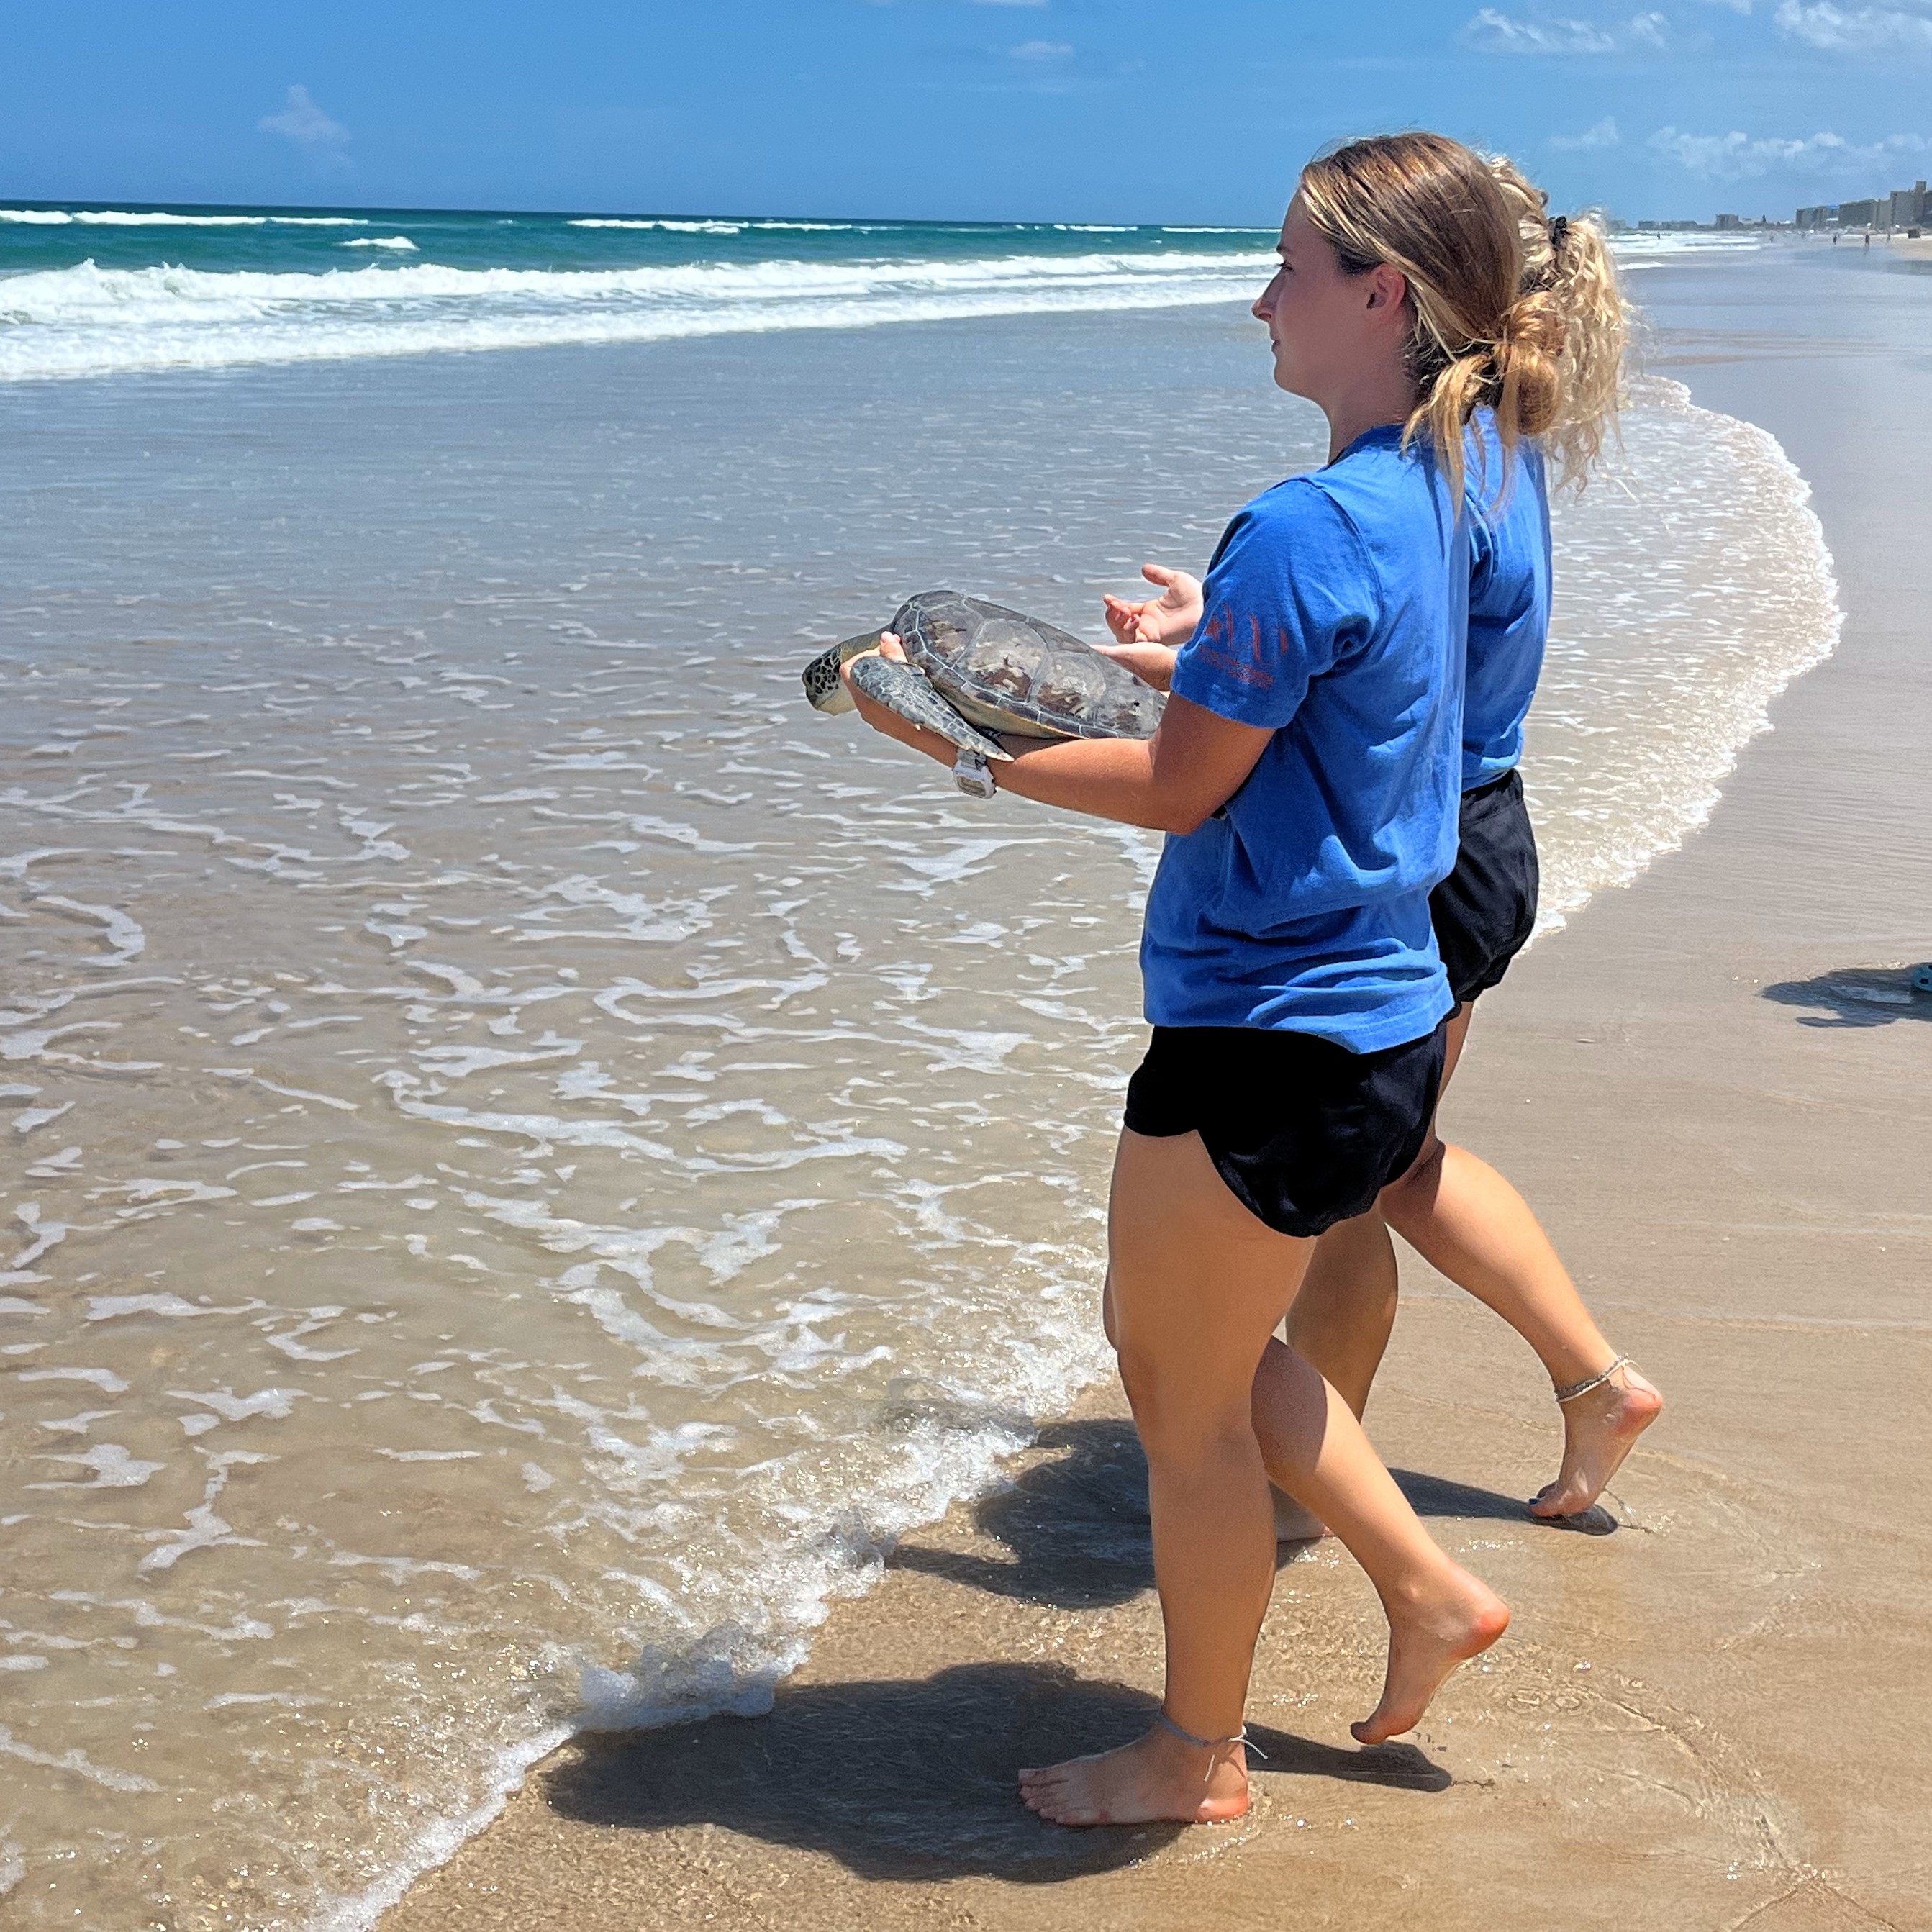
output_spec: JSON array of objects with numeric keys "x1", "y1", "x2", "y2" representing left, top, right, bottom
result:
[{"x1": 1548, "y1": 214, "x2": 1569, "y2": 251}]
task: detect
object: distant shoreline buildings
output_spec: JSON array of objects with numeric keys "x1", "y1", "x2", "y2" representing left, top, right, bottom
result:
[
  {"x1": 1795, "y1": 180, "x2": 1928, "y2": 234},
  {"x1": 1600, "y1": 176, "x2": 1928, "y2": 239}
]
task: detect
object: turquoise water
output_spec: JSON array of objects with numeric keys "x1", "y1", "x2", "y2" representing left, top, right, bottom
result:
[{"x1": 0, "y1": 201, "x2": 1276, "y2": 382}]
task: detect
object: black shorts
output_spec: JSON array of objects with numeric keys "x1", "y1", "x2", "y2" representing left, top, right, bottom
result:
[
  {"x1": 1123, "y1": 1021, "x2": 1447, "y2": 1239},
  {"x1": 1430, "y1": 767, "x2": 1540, "y2": 1009}
]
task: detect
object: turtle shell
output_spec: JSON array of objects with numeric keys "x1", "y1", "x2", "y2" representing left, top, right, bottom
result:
[{"x1": 892, "y1": 591, "x2": 1165, "y2": 742}]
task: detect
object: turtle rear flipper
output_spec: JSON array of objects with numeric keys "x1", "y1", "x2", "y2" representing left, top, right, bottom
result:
[
  {"x1": 802, "y1": 630, "x2": 886, "y2": 716},
  {"x1": 847, "y1": 654, "x2": 1012, "y2": 761}
]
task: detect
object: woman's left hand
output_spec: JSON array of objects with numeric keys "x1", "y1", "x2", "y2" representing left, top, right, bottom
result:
[
  {"x1": 1094, "y1": 640, "x2": 1179, "y2": 693},
  {"x1": 840, "y1": 632, "x2": 962, "y2": 768}
]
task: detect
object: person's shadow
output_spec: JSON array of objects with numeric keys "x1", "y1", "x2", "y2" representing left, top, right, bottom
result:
[
  {"x1": 889, "y1": 1416, "x2": 1607, "y2": 1610},
  {"x1": 1761, "y1": 964, "x2": 1932, "y2": 1028},
  {"x1": 541, "y1": 1661, "x2": 1450, "y2": 1882}
]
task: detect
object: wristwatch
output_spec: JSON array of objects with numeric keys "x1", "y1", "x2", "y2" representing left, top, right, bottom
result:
[{"x1": 952, "y1": 748, "x2": 997, "y2": 799}]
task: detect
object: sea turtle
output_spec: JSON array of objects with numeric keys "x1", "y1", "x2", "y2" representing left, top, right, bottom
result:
[{"x1": 801, "y1": 591, "x2": 1166, "y2": 779}]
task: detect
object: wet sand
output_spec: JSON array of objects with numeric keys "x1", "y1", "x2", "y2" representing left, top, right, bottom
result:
[{"x1": 380, "y1": 276, "x2": 1932, "y2": 1931}]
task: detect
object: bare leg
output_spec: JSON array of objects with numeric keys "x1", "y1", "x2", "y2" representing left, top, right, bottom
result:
[
  {"x1": 1270, "y1": 1210, "x2": 1397, "y2": 1540},
  {"x1": 1283, "y1": 1003, "x2": 1661, "y2": 1518},
  {"x1": 1274, "y1": 1005, "x2": 1474, "y2": 1466},
  {"x1": 1284, "y1": 1210, "x2": 1397, "y2": 1418},
  {"x1": 1248, "y1": 1338, "x2": 1508, "y2": 1743},
  {"x1": 1022, "y1": 1131, "x2": 1509, "y2": 1826},
  {"x1": 1022, "y1": 1129, "x2": 1307, "y2": 1826},
  {"x1": 1382, "y1": 1135, "x2": 1661, "y2": 1517}
]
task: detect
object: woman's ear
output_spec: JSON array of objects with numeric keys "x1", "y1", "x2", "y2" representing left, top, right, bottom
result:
[{"x1": 1363, "y1": 263, "x2": 1409, "y2": 314}]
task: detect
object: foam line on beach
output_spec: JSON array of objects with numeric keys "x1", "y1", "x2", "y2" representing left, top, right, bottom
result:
[{"x1": 1528, "y1": 376, "x2": 1843, "y2": 940}]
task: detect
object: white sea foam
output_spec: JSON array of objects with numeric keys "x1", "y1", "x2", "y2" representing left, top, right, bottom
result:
[
  {"x1": 340, "y1": 237, "x2": 419, "y2": 252},
  {"x1": 1610, "y1": 230, "x2": 1770, "y2": 260},
  {"x1": 567, "y1": 217, "x2": 746, "y2": 234},
  {"x1": 0, "y1": 209, "x2": 368, "y2": 227},
  {"x1": 1528, "y1": 376, "x2": 1842, "y2": 930},
  {"x1": 0, "y1": 249, "x2": 1274, "y2": 382}
]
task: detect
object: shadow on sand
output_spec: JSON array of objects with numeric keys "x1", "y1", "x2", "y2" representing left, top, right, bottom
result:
[
  {"x1": 888, "y1": 1417, "x2": 1607, "y2": 1612},
  {"x1": 540, "y1": 1661, "x2": 1449, "y2": 1881},
  {"x1": 1761, "y1": 964, "x2": 1932, "y2": 1028}
]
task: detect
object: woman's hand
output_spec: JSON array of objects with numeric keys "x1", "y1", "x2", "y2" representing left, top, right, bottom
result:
[
  {"x1": 1103, "y1": 563, "x2": 1203, "y2": 647},
  {"x1": 1094, "y1": 640, "x2": 1179, "y2": 694},
  {"x1": 839, "y1": 632, "x2": 958, "y2": 768}
]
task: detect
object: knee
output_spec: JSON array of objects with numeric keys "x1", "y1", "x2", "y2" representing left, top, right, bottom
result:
[{"x1": 1116, "y1": 1346, "x2": 1251, "y2": 1469}]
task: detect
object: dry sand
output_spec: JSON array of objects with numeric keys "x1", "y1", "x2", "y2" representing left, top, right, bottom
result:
[{"x1": 382, "y1": 289, "x2": 1932, "y2": 1932}]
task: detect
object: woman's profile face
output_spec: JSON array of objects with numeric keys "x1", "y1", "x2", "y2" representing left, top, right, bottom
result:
[{"x1": 1251, "y1": 192, "x2": 1400, "y2": 403}]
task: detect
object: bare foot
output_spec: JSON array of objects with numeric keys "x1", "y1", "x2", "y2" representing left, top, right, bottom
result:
[
  {"x1": 1272, "y1": 1484, "x2": 1330, "y2": 1544},
  {"x1": 1351, "y1": 1565, "x2": 1510, "y2": 1746},
  {"x1": 1018, "y1": 1723, "x2": 1250, "y2": 1827},
  {"x1": 1530, "y1": 1364, "x2": 1664, "y2": 1520}
]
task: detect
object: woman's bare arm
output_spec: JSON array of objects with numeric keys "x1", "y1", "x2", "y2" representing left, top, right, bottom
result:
[{"x1": 841, "y1": 636, "x2": 1269, "y2": 835}]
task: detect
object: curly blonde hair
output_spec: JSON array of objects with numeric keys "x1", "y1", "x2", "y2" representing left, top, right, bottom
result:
[{"x1": 1297, "y1": 133, "x2": 1632, "y2": 499}]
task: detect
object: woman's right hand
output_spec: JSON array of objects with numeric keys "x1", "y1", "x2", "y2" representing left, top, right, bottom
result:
[{"x1": 1103, "y1": 563, "x2": 1203, "y2": 647}]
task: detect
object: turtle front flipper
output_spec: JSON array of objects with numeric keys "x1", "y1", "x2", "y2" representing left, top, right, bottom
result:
[
  {"x1": 801, "y1": 630, "x2": 885, "y2": 715},
  {"x1": 846, "y1": 654, "x2": 1012, "y2": 761}
]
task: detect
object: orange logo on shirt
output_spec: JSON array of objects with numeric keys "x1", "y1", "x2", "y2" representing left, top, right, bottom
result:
[{"x1": 1193, "y1": 608, "x2": 1275, "y2": 688}]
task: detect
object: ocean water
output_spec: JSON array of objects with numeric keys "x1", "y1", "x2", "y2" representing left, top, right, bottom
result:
[
  {"x1": 0, "y1": 199, "x2": 1767, "y2": 384},
  {"x1": 0, "y1": 211, "x2": 1835, "y2": 1931},
  {"x1": 0, "y1": 204, "x2": 1277, "y2": 382}
]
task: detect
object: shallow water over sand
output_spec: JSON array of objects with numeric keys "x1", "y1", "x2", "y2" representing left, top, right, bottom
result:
[{"x1": 0, "y1": 303, "x2": 1836, "y2": 1930}]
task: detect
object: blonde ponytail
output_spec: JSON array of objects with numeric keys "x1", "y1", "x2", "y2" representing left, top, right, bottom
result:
[
  {"x1": 1297, "y1": 135, "x2": 1633, "y2": 499},
  {"x1": 1488, "y1": 155, "x2": 1631, "y2": 490}
]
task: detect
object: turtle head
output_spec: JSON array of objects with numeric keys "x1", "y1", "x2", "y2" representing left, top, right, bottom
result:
[{"x1": 801, "y1": 629, "x2": 884, "y2": 715}]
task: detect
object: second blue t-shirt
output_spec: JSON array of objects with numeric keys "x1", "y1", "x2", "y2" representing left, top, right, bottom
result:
[
  {"x1": 1140, "y1": 424, "x2": 1467, "y2": 1053},
  {"x1": 1462, "y1": 412, "x2": 1554, "y2": 789}
]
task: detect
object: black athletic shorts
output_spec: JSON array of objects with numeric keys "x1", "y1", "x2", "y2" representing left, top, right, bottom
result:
[
  {"x1": 1123, "y1": 1020, "x2": 1448, "y2": 1239},
  {"x1": 1429, "y1": 767, "x2": 1540, "y2": 1010}
]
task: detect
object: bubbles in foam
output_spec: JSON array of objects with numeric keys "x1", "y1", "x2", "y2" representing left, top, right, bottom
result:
[{"x1": 1530, "y1": 376, "x2": 1842, "y2": 932}]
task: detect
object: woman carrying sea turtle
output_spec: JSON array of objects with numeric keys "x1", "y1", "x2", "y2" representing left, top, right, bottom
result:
[
  {"x1": 843, "y1": 133, "x2": 1565, "y2": 1827},
  {"x1": 1107, "y1": 159, "x2": 1664, "y2": 1540}
]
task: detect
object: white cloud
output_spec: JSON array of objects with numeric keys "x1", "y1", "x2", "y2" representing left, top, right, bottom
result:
[
  {"x1": 1774, "y1": 1, "x2": 1932, "y2": 48},
  {"x1": 1461, "y1": 9, "x2": 1672, "y2": 52},
  {"x1": 1552, "y1": 114, "x2": 1623, "y2": 148},
  {"x1": 1647, "y1": 124, "x2": 1932, "y2": 177},
  {"x1": 1010, "y1": 38, "x2": 1073, "y2": 58},
  {"x1": 258, "y1": 85, "x2": 348, "y2": 148}
]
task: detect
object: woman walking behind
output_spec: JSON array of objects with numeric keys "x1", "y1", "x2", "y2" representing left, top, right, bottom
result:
[{"x1": 846, "y1": 135, "x2": 1541, "y2": 1827}]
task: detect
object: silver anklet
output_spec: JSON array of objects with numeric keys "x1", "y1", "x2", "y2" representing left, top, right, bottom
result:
[
  {"x1": 1157, "y1": 1709, "x2": 1266, "y2": 1780},
  {"x1": 1554, "y1": 1354, "x2": 1632, "y2": 1405}
]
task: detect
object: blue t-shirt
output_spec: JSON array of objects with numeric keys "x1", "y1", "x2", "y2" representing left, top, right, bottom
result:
[
  {"x1": 1462, "y1": 414, "x2": 1552, "y2": 789},
  {"x1": 1140, "y1": 425, "x2": 1467, "y2": 1052}
]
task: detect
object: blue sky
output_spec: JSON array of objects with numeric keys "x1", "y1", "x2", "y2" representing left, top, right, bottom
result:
[{"x1": 3, "y1": 1, "x2": 1928, "y2": 222}]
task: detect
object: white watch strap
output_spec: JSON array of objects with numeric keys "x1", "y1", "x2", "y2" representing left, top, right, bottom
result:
[{"x1": 952, "y1": 748, "x2": 997, "y2": 799}]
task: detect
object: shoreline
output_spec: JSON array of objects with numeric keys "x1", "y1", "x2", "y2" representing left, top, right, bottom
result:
[{"x1": 343, "y1": 271, "x2": 1923, "y2": 1928}]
